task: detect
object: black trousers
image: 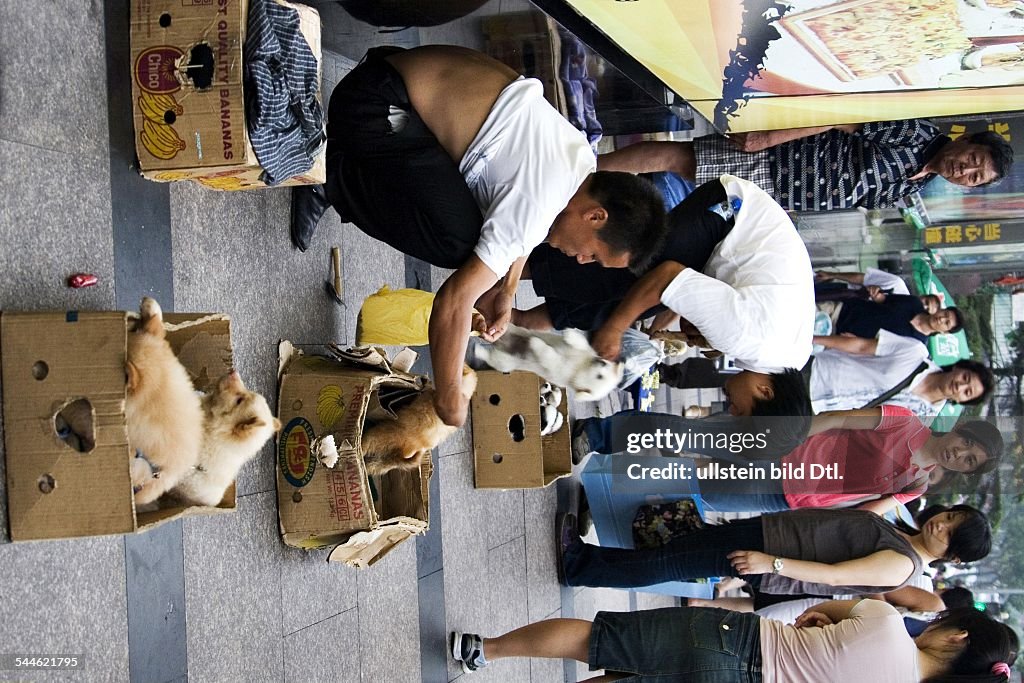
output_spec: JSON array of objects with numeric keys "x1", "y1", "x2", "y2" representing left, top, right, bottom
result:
[
  {"x1": 529, "y1": 178, "x2": 735, "y2": 330},
  {"x1": 324, "y1": 47, "x2": 483, "y2": 269}
]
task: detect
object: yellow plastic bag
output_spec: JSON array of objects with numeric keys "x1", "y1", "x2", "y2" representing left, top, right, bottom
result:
[{"x1": 356, "y1": 286, "x2": 483, "y2": 346}]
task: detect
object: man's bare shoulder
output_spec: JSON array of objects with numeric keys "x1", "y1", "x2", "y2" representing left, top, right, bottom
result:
[
  {"x1": 385, "y1": 46, "x2": 520, "y2": 163},
  {"x1": 385, "y1": 45, "x2": 518, "y2": 83}
]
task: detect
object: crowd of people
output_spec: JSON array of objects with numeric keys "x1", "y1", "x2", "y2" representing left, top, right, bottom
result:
[{"x1": 289, "y1": 44, "x2": 1017, "y2": 681}]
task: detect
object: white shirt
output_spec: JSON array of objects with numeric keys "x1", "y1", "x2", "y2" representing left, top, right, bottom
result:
[
  {"x1": 460, "y1": 77, "x2": 596, "y2": 278},
  {"x1": 811, "y1": 330, "x2": 939, "y2": 416},
  {"x1": 863, "y1": 267, "x2": 910, "y2": 296},
  {"x1": 659, "y1": 175, "x2": 814, "y2": 373}
]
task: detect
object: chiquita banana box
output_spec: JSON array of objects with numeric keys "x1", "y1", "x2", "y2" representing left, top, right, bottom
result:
[
  {"x1": 129, "y1": 0, "x2": 326, "y2": 189},
  {"x1": 130, "y1": 0, "x2": 249, "y2": 172}
]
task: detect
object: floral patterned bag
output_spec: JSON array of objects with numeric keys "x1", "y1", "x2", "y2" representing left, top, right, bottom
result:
[{"x1": 631, "y1": 499, "x2": 704, "y2": 550}]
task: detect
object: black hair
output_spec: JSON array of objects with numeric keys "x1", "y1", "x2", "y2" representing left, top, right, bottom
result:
[
  {"x1": 966, "y1": 130, "x2": 1014, "y2": 185},
  {"x1": 946, "y1": 307, "x2": 965, "y2": 334},
  {"x1": 947, "y1": 420, "x2": 1004, "y2": 474},
  {"x1": 910, "y1": 504, "x2": 993, "y2": 564},
  {"x1": 921, "y1": 607, "x2": 1018, "y2": 682},
  {"x1": 940, "y1": 360, "x2": 995, "y2": 406},
  {"x1": 940, "y1": 586, "x2": 976, "y2": 610},
  {"x1": 588, "y1": 171, "x2": 667, "y2": 274},
  {"x1": 748, "y1": 368, "x2": 812, "y2": 453}
]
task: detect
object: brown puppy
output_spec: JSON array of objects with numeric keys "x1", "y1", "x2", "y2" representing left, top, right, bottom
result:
[
  {"x1": 169, "y1": 371, "x2": 281, "y2": 507},
  {"x1": 361, "y1": 366, "x2": 477, "y2": 476},
  {"x1": 126, "y1": 297, "x2": 204, "y2": 506}
]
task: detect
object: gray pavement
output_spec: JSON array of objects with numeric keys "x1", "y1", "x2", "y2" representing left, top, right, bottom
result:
[{"x1": 0, "y1": 2, "x2": 703, "y2": 681}]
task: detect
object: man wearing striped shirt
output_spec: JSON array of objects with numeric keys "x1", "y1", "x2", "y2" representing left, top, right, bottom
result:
[{"x1": 599, "y1": 119, "x2": 1013, "y2": 210}]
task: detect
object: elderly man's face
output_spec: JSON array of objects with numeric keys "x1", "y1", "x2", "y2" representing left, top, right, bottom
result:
[{"x1": 936, "y1": 140, "x2": 999, "y2": 187}]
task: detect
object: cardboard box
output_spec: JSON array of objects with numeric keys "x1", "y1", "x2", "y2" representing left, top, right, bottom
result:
[
  {"x1": 1, "y1": 311, "x2": 234, "y2": 541},
  {"x1": 275, "y1": 344, "x2": 432, "y2": 568},
  {"x1": 130, "y1": 0, "x2": 326, "y2": 189},
  {"x1": 470, "y1": 370, "x2": 572, "y2": 489}
]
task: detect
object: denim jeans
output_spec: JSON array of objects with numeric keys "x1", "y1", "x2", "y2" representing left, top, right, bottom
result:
[
  {"x1": 563, "y1": 517, "x2": 765, "y2": 588},
  {"x1": 696, "y1": 467, "x2": 790, "y2": 514},
  {"x1": 589, "y1": 607, "x2": 763, "y2": 682}
]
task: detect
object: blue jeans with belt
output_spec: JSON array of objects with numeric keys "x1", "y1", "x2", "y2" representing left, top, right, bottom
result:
[{"x1": 563, "y1": 517, "x2": 765, "y2": 588}]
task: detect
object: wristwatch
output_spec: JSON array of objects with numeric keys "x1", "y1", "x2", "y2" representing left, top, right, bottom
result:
[{"x1": 772, "y1": 557, "x2": 784, "y2": 574}]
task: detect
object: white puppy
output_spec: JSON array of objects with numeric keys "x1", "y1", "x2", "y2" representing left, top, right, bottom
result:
[{"x1": 476, "y1": 325, "x2": 623, "y2": 401}]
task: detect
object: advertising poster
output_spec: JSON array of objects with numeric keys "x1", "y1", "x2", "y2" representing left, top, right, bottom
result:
[{"x1": 561, "y1": 0, "x2": 1024, "y2": 132}]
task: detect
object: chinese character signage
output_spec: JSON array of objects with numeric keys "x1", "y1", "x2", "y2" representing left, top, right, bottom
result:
[
  {"x1": 924, "y1": 223, "x2": 1003, "y2": 245},
  {"x1": 554, "y1": 0, "x2": 1024, "y2": 132}
]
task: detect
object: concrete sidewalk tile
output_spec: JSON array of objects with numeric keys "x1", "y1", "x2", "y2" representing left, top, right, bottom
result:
[
  {"x1": 523, "y1": 485, "x2": 561, "y2": 622},
  {"x1": 0, "y1": 1, "x2": 109, "y2": 159},
  {"x1": 280, "y1": 546, "x2": 358, "y2": 637},
  {"x1": 438, "y1": 449, "x2": 525, "y2": 551},
  {"x1": 438, "y1": 421, "x2": 473, "y2": 459},
  {"x1": 0, "y1": 140, "x2": 115, "y2": 310},
  {"x1": 182, "y1": 491, "x2": 284, "y2": 683},
  {"x1": 356, "y1": 541, "x2": 421, "y2": 682},
  {"x1": 0, "y1": 537, "x2": 129, "y2": 682},
  {"x1": 529, "y1": 654, "x2": 566, "y2": 683},
  {"x1": 284, "y1": 607, "x2": 361, "y2": 683}
]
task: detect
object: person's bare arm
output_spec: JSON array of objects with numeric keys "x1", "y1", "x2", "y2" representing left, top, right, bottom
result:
[
  {"x1": 475, "y1": 256, "x2": 526, "y2": 341},
  {"x1": 813, "y1": 334, "x2": 879, "y2": 355},
  {"x1": 727, "y1": 549, "x2": 915, "y2": 589},
  {"x1": 793, "y1": 599, "x2": 867, "y2": 628},
  {"x1": 591, "y1": 261, "x2": 684, "y2": 360},
  {"x1": 856, "y1": 495, "x2": 901, "y2": 517},
  {"x1": 881, "y1": 585, "x2": 945, "y2": 613},
  {"x1": 729, "y1": 124, "x2": 863, "y2": 152},
  {"x1": 597, "y1": 141, "x2": 692, "y2": 176},
  {"x1": 815, "y1": 270, "x2": 866, "y2": 285},
  {"x1": 430, "y1": 255, "x2": 499, "y2": 426},
  {"x1": 808, "y1": 408, "x2": 884, "y2": 436}
]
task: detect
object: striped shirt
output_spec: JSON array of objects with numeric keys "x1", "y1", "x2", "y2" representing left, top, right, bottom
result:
[{"x1": 769, "y1": 119, "x2": 947, "y2": 210}]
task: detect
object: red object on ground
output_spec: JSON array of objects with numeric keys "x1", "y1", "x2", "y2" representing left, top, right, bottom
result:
[{"x1": 67, "y1": 273, "x2": 98, "y2": 288}]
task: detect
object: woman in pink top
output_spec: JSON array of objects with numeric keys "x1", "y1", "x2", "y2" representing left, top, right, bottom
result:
[
  {"x1": 451, "y1": 600, "x2": 1017, "y2": 682},
  {"x1": 696, "y1": 406, "x2": 1003, "y2": 516}
]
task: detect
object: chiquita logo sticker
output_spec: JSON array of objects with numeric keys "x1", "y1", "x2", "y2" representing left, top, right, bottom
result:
[
  {"x1": 279, "y1": 418, "x2": 317, "y2": 488},
  {"x1": 134, "y1": 46, "x2": 184, "y2": 94}
]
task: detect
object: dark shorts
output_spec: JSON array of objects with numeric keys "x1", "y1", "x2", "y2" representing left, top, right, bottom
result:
[
  {"x1": 589, "y1": 607, "x2": 763, "y2": 683},
  {"x1": 529, "y1": 179, "x2": 734, "y2": 330},
  {"x1": 324, "y1": 47, "x2": 483, "y2": 268}
]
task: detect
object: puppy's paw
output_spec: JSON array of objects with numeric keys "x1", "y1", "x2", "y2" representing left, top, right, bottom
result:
[
  {"x1": 459, "y1": 366, "x2": 478, "y2": 399},
  {"x1": 138, "y1": 297, "x2": 165, "y2": 336}
]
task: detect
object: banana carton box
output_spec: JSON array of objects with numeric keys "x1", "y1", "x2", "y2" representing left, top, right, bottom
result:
[
  {"x1": 129, "y1": 0, "x2": 325, "y2": 190},
  {"x1": 275, "y1": 343, "x2": 432, "y2": 569}
]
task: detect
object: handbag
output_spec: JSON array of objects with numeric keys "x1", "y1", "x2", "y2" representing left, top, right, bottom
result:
[{"x1": 631, "y1": 499, "x2": 704, "y2": 550}]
